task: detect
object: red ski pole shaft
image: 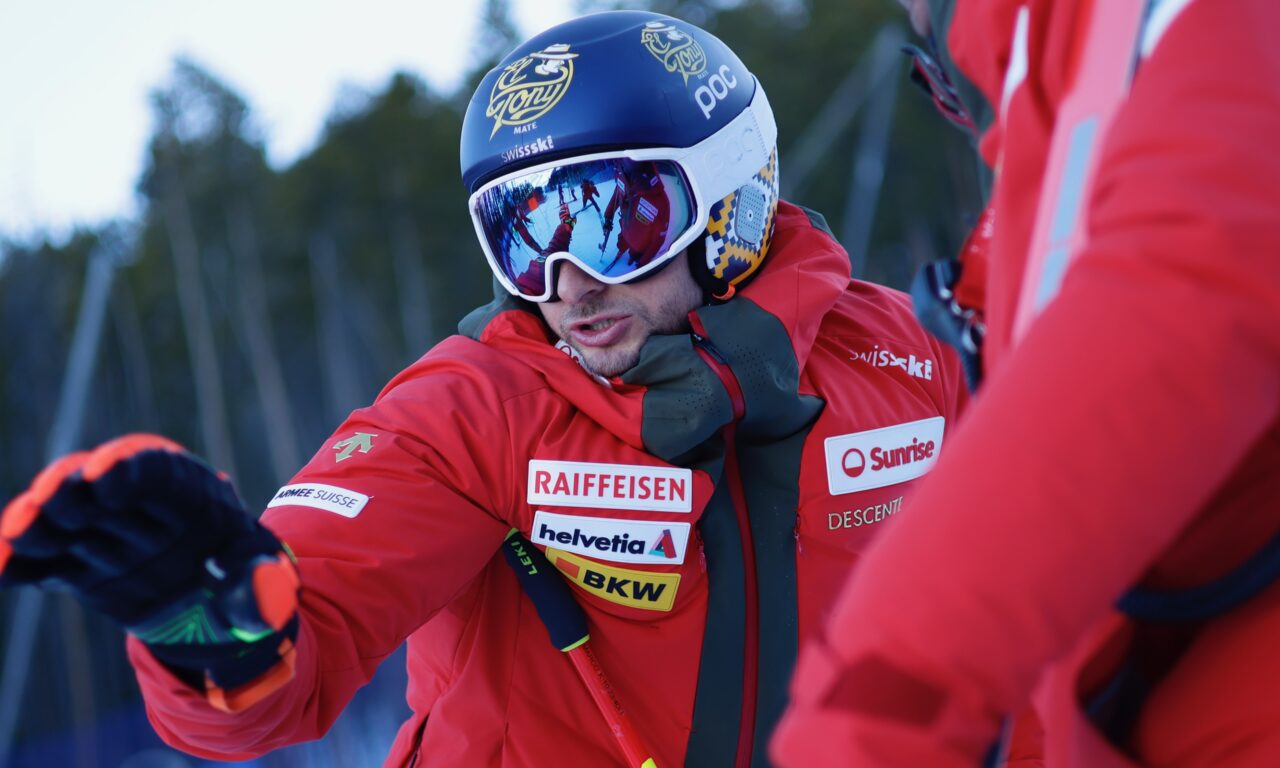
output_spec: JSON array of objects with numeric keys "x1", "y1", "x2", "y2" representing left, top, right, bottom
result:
[
  {"x1": 500, "y1": 530, "x2": 659, "y2": 767},
  {"x1": 566, "y1": 642, "x2": 657, "y2": 768}
]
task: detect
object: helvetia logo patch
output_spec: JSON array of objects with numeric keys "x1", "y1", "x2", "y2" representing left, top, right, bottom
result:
[
  {"x1": 530, "y1": 510, "x2": 690, "y2": 564},
  {"x1": 546, "y1": 548, "x2": 680, "y2": 611}
]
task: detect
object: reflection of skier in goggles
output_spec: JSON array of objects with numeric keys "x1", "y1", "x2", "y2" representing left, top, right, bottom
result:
[
  {"x1": 578, "y1": 178, "x2": 601, "y2": 216},
  {"x1": 511, "y1": 207, "x2": 542, "y2": 252},
  {"x1": 514, "y1": 203, "x2": 579, "y2": 296},
  {"x1": 600, "y1": 161, "x2": 672, "y2": 272}
]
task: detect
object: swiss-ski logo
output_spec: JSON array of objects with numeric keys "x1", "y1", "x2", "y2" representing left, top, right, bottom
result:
[{"x1": 850, "y1": 344, "x2": 935, "y2": 381}]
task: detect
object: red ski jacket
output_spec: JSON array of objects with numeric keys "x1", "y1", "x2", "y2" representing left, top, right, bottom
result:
[
  {"x1": 773, "y1": 1, "x2": 1280, "y2": 766},
  {"x1": 127, "y1": 202, "x2": 966, "y2": 767}
]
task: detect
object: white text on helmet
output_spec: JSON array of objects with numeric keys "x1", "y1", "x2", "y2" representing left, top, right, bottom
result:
[
  {"x1": 696, "y1": 65, "x2": 739, "y2": 120},
  {"x1": 500, "y1": 135, "x2": 556, "y2": 163}
]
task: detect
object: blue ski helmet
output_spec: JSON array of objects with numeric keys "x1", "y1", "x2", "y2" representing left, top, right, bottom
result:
[{"x1": 461, "y1": 11, "x2": 780, "y2": 300}]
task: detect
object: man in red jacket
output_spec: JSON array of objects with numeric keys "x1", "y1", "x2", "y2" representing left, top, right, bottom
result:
[
  {"x1": 0, "y1": 12, "x2": 966, "y2": 768},
  {"x1": 773, "y1": 1, "x2": 1280, "y2": 766}
]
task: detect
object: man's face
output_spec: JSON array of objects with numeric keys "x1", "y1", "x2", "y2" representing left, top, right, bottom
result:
[{"x1": 537, "y1": 252, "x2": 704, "y2": 378}]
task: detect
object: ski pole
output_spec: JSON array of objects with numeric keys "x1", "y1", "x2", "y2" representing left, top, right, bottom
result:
[{"x1": 500, "y1": 529, "x2": 659, "y2": 768}]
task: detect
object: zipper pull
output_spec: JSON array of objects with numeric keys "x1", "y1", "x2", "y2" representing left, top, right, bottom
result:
[
  {"x1": 794, "y1": 517, "x2": 803, "y2": 556},
  {"x1": 692, "y1": 332, "x2": 729, "y2": 365}
]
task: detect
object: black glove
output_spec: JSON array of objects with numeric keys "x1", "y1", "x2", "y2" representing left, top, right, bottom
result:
[{"x1": 0, "y1": 434, "x2": 301, "y2": 711}]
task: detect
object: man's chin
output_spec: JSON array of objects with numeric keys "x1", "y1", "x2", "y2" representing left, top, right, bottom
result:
[{"x1": 575, "y1": 343, "x2": 641, "y2": 379}]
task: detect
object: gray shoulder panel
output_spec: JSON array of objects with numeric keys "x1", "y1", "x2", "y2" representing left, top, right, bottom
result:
[{"x1": 457, "y1": 279, "x2": 534, "y2": 341}]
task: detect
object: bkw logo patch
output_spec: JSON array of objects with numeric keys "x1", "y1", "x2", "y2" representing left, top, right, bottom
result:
[{"x1": 546, "y1": 548, "x2": 680, "y2": 612}]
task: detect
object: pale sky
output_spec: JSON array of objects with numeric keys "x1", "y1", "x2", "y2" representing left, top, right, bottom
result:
[{"x1": 0, "y1": 0, "x2": 577, "y2": 240}]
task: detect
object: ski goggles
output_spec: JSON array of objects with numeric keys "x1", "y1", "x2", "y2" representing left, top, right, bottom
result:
[
  {"x1": 468, "y1": 84, "x2": 778, "y2": 302},
  {"x1": 470, "y1": 156, "x2": 697, "y2": 301}
]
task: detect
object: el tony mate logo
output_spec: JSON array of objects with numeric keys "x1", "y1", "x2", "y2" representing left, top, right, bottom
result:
[
  {"x1": 639, "y1": 20, "x2": 707, "y2": 84},
  {"x1": 486, "y1": 43, "x2": 578, "y2": 138}
]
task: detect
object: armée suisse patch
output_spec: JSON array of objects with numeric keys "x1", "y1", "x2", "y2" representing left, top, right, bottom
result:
[
  {"x1": 824, "y1": 417, "x2": 945, "y2": 495},
  {"x1": 267, "y1": 483, "x2": 370, "y2": 518},
  {"x1": 546, "y1": 548, "x2": 680, "y2": 611},
  {"x1": 530, "y1": 510, "x2": 690, "y2": 565},
  {"x1": 527, "y1": 459, "x2": 692, "y2": 512}
]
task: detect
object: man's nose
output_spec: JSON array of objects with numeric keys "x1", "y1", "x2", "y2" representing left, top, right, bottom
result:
[{"x1": 555, "y1": 261, "x2": 606, "y2": 304}]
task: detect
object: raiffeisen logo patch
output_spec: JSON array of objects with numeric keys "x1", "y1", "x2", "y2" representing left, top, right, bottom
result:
[
  {"x1": 824, "y1": 417, "x2": 945, "y2": 495},
  {"x1": 527, "y1": 459, "x2": 692, "y2": 512},
  {"x1": 530, "y1": 511, "x2": 690, "y2": 564},
  {"x1": 546, "y1": 548, "x2": 680, "y2": 612}
]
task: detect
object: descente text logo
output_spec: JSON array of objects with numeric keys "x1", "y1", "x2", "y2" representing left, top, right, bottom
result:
[
  {"x1": 530, "y1": 511, "x2": 690, "y2": 565},
  {"x1": 824, "y1": 417, "x2": 946, "y2": 495},
  {"x1": 527, "y1": 459, "x2": 692, "y2": 512}
]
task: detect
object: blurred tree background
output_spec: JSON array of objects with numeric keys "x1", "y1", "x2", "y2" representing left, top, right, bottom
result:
[{"x1": 0, "y1": 0, "x2": 981, "y2": 765}]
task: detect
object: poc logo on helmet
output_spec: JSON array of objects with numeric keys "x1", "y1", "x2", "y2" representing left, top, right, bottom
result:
[{"x1": 695, "y1": 64, "x2": 738, "y2": 119}]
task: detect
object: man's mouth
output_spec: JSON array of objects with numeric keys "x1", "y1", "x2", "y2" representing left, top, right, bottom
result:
[{"x1": 568, "y1": 314, "x2": 631, "y2": 347}]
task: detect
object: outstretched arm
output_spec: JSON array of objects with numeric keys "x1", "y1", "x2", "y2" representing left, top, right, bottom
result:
[{"x1": 130, "y1": 357, "x2": 515, "y2": 759}]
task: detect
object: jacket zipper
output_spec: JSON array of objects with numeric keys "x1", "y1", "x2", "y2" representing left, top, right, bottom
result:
[
  {"x1": 692, "y1": 325, "x2": 758, "y2": 768},
  {"x1": 405, "y1": 716, "x2": 428, "y2": 767}
]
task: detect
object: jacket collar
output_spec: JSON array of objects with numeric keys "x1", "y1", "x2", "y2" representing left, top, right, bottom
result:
[{"x1": 458, "y1": 200, "x2": 849, "y2": 460}]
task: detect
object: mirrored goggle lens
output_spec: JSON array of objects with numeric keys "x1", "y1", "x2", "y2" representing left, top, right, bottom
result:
[{"x1": 472, "y1": 157, "x2": 697, "y2": 299}]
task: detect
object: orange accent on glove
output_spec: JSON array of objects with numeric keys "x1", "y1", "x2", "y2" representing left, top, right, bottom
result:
[
  {"x1": 253, "y1": 553, "x2": 302, "y2": 632},
  {"x1": 82, "y1": 434, "x2": 185, "y2": 482},
  {"x1": 0, "y1": 451, "x2": 91, "y2": 540},
  {"x1": 204, "y1": 637, "x2": 298, "y2": 713}
]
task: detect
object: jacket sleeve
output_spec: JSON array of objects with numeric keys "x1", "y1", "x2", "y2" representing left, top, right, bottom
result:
[
  {"x1": 129, "y1": 355, "x2": 515, "y2": 759},
  {"x1": 771, "y1": 1, "x2": 1280, "y2": 765}
]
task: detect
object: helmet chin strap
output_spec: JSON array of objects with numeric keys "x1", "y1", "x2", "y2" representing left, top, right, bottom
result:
[
  {"x1": 686, "y1": 226, "x2": 740, "y2": 304},
  {"x1": 712, "y1": 284, "x2": 736, "y2": 301},
  {"x1": 685, "y1": 230, "x2": 720, "y2": 302}
]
